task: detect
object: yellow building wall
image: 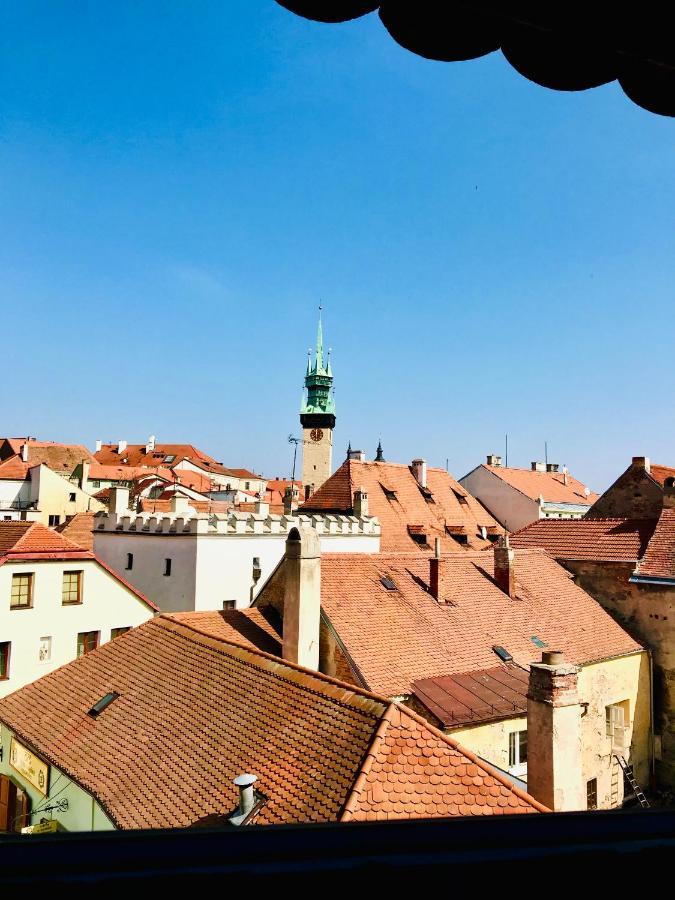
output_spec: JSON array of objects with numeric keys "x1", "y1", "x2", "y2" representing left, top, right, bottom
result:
[
  {"x1": 30, "y1": 465, "x2": 104, "y2": 525},
  {"x1": 446, "y1": 652, "x2": 650, "y2": 810}
]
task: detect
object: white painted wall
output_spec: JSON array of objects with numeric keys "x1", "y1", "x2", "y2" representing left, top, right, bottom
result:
[
  {"x1": 94, "y1": 529, "x2": 380, "y2": 612},
  {"x1": 0, "y1": 558, "x2": 155, "y2": 698},
  {"x1": 0, "y1": 480, "x2": 31, "y2": 518},
  {"x1": 460, "y1": 467, "x2": 539, "y2": 532}
]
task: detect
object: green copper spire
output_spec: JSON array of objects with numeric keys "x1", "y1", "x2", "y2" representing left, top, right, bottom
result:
[{"x1": 301, "y1": 308, "x2": 335, "y2": 416}]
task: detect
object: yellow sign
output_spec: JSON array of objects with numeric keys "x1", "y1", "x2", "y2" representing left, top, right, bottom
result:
[
  {"x1": 21, "y1": 819, "x2": 60, "y2": 835},
  {"x1": 9, "y1": 737, "x2": 49, "y2": 796}
]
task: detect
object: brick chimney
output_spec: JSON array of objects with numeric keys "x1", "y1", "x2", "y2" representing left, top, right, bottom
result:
[
  {"x1": 353, "y1": 486, "x2": 368, "y2": 517},
  {"x1": 526, "y1": 650, "x2": 584, "y2": 811},
  {"x1": 283, "y1": 526, "x2": 321, "y2": 670},
  {"x1": 411, "y1": 459, "x2": 427, "y2": 489},
  {"x1": 632, "y1": 456, "x2": 651, "y2": 474},
  {"x1": 494, "y1": 534, "x2": 516, "y2": 598},
  {"x1": 429, "y1": 537, "x2": 445, "y2": 602}
]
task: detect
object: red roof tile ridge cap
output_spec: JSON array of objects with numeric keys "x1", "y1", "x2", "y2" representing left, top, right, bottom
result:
[
  {"x1": 394, "y1": 703, "x2": 549, "y2": 812},
  {"x1": 157, "y1": 615, "x2": 389, "y2": 712},
  {"x1": 11, "y1": 522, "x2": 83, "y2": 553},
  {"x1": 339, "y1": 704, "x2": 395, "y2": 822}
]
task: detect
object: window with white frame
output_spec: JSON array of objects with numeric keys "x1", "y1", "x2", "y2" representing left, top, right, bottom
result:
[
  {"x1": 508, "y1": 730, "x2": 528, "y2": 775},
  {"x1": 606, "y1": 702, "x2": 629, "y2": 751}
]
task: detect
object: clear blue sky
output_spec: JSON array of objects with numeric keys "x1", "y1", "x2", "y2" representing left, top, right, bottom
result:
[{"x1": 1, "y1": 2, "x2": 674, "y2": 491}]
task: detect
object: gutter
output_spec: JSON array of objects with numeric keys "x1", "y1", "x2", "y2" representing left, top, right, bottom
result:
[{"x1": 630, "y1": 574, "x2": 675, "y2": 586}]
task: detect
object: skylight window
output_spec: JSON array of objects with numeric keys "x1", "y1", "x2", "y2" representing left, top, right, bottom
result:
[
  {"x1": 381, "y1": 576, "x2": 397, "y2": 591},
  {"x1": 88, "y1": 691, "x2": 120, "y2": 718},
  {"x1": 531, "y1": 635, "x2": 547, "y2": 648},
  {"x1": 164, "y1": 455, "x2": 176, "y2": 463},
  {"x1": 492, "y1": 645, "x2": 513, "y2": 663}
]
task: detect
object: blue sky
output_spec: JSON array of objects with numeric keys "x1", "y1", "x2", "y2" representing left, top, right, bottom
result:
[{"x1": 1, "y1": 2, "x2": 674, "y2": 491}]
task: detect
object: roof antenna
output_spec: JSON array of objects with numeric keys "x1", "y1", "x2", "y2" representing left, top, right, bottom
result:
[
  {"x1": 545, "y1": 441, "x2": 548, "y2": 467},
  {"x1": 505, "y1": 434, "x2": 508, "y2": 468}
]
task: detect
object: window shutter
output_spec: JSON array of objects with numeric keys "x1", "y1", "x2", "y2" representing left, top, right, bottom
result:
[
  {"x1": 0, "y1": 775, "x2": 17, "y2": 832},
  {"x1": 13, "y1": 788, "x2": 30, "y2": 832}
]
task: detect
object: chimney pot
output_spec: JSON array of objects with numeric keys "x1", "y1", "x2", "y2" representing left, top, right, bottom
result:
[
  {"x1": 541, "y1": 649, "x2": 564, "y2": 666},
  {"x1": 232, "y1": 773, "x2": 258, "y2": 821},
  {"x1": 411, "y1": 458, "x2": 427, "y2": 489}
]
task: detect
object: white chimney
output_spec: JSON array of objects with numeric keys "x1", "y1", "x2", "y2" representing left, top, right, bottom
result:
[
  {"x1": 411, "y1": 458, "x2": 427, "y2": 489},
  {"x1": 109, "y1": 486, "x2": 130, "y2": 515},
  {"x1": 80, "y1": 460, "x2": 90, "y2": 489},
  {"x1": 170, "y1": 494, "x2": 190, "y2": 514},
  {"x1": 145, "y1": 435, "x2": 156, "y2": 454},
  {"x1": 95, "y1": 439, "x2": 102, "y2": 453},
  {"x1": 348, "y1": 449, "x2": 366, "y2": 462},
  {"x1": 117, "y1": 440, "x2": 127, "y2": 455},
  {"x1": 254, "y1": 499, "x2": 270, "y2": 516},
  {"x1": 283, "y1": 526, "x2": 321, "y2": 670},
  {"x1": 229, "y1": 774, "x2": 258, "y2": 826},
  {"x1": 486, "y1": 454, "x2": 502, "y2": 467},
  {"x1": 20, "y1": 443, "x2": 29, "y2": 462},
  {"x1": 532, "y1": 461, "x2": 546, "y2": 473}
]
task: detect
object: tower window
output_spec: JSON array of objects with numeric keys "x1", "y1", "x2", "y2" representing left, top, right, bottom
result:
[{"x1": 164, "y1": 558, "x2": 172, "y2": 577}]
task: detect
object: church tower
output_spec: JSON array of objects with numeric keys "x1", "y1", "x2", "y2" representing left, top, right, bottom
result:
[{"x1": 300, "y1": 311, "x2": 335, "y2": 498}]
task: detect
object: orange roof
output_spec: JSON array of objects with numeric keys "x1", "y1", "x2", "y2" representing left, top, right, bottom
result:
[
  {"x1": 650, "y1": 464, "x2": 675, "y2": 487},
  {"x1": 0, "y1": 457, "x2": 31, "y2": 480},
  {"x1": 1, "y1": 440, "x2": 95, "y2": 473},
  {"x1": 87, "y1": 462, "x2": 174, "y2": 482},
  {"x1": 95, "y1": 443, "x2": 227, "y2": 472},
  {"x1": 510, "y1": 518, "x2": 655, "y2": 562},
  {"x1": 173, "y1": 469, "x2": 214, "y2": 493},
  {"x1": 301, "y1": 459, "x2": 502, "y2": 552},
  {"x1": 0, "y1": 616, "x2": 543, "y2": 827},
  {"x1": 0, "y1": 521, "x2": 85, "y2": 556},
  {"x1": 476, "y1": 464, "x2": 598, "y2": 505},
  {"x1": 635, "y1": 509, "x2": 675, "y2": 581},
  {"x1": 55, "y1": 512, "x2": 95, "y2": 551},
  {"x1": 188, "y1": 549, "x2": 641, "y2": 699}
]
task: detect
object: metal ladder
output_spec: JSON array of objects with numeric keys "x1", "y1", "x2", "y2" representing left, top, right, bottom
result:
[{"x1": 615, "y1": 755, "x2": 650, "y2": 808}]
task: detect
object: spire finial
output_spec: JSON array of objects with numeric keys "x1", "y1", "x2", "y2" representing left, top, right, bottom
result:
[
  {"x1": 347, "y1": 441, "x2": 352, "y2": 459},
  {"x1": 315, "y1": 304, "x2": 324, "y2": 371}
]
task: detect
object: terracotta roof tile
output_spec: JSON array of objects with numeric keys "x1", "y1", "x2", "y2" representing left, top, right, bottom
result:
[
  {"x1": 510, "y1": 518, "x2": 655, "y2": 561},
  {"x1": 0, "y1": 616, "x2": 543, "y2": 828},
  {"x1": 650, "y1": 465, "x2": 675, "y2": 487},
  {"x1": 0, "y1": 521, "x2": 84, "y2": 556},
  {"x1": 0, "y1": 457, "x2": 31, "y2": 480},
  {"x1": 478, "y1": 465, "x2": 598, "y2": 505},
  {"x1": 635, "y1": 508, "x2": 675, "y2": 581},
  {"x1": 55, "y1": 512, "x2": 95, "y2": 551},
  {"x1": 301, "y1": 459, "x2": 502, "y2": 552}
]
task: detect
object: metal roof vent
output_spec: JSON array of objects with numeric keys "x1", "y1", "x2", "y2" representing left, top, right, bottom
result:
[
  {"x1": 229, "y1": 774, "x2": 260, "y2": 827},
  {"x1": 88, "y1": 692, "x2": 120, "y2": 718}
]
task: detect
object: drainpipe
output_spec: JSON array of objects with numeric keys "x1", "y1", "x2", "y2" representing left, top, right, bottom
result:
[{"x1": 648, "y1": 648, "x2": 656, "y2": 789}]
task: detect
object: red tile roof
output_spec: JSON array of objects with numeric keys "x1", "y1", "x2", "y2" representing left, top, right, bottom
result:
[
  {"x1": 0, "y1": 457, "x2": 31, "y2": 480},
  {"x1": 510, "y1": 518, "x2": 655, "y2": 562},
  {"x1": 0, "y1": 521, "x2": 85, "y2": 556},
  {"x1": 301, "y1": 459, "x2": 502, "y2": 551},
  {"x1": 94, "y1": 445, "x2": 264, "y2": 482},
  {"x1": 650, "y1": 465, "x2": 675, "y2": 487},
  {"x1": 55, "y1": 512, "x2": 95, "y2": 551},
  {"x1": 191, "y1": 549, "x2": 642, "y2": 699},
  {"x1": 87, "y1": 462, "x2": 174, "y2": 483},
  {"x1": 635, "y1": 508, "x2": 675, "y2": 581},
  {"x1": 0, "y1": 616, "x2": 544, "y2": 827},
  {"x1": 341, "y1": 703, "x2": 539, "y2": 821},
  {"x1": 3, "y1": 440, "x2": 95, "y2": 473},
  {"x1": 412, "y1": 666, "x2": 529, "y2": 728},
  {"x1": 478, "y1": 465, "x2": 598, "y2": 505}
]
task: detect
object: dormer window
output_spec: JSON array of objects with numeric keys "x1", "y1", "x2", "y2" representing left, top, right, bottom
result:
[
  {"x1": 380, "y1": 484, "x2": 397, "y2": 501},
  {"x1": 408, "y1": 524, "x2": 429, "y2": 546},
  {"x1": 452, "y1": 488, "x2": 469, "y2": 505}
]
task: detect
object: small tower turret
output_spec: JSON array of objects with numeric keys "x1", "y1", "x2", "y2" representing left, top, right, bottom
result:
[{"x1": 300, "y1": 308, "x2": 336, "y2": 497}]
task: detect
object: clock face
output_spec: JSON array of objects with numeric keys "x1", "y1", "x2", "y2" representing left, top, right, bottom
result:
[{"x1": 310, "y1": 428, "x2": 324, "y2": 443}]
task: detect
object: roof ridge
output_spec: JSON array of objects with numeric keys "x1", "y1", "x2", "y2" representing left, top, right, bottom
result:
[
  {"x1": 157, "y1": 615, "x2": 389, "y2": 712},
  {"x1": 393, "y1": 702, "x2": 550, "y2": 812},
  {"x1": 339, "y1": 703, "x2": 395, "y2": 821}
]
